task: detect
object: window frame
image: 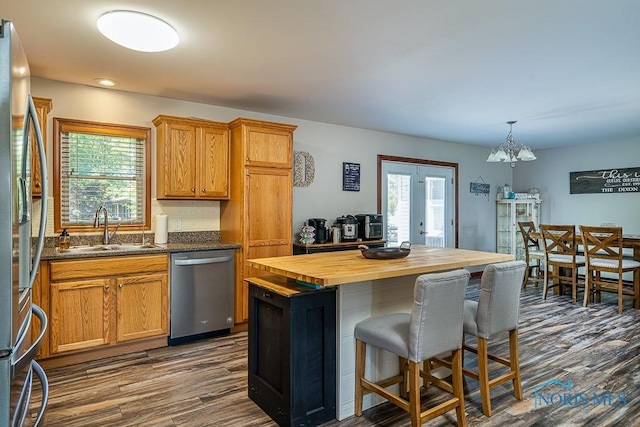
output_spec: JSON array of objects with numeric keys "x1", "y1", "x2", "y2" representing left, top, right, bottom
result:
[{"x1": 53, "y1": 118, "x2": 151, "y2": 233}]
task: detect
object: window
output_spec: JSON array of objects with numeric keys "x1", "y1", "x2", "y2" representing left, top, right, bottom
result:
[{"x1": 53, "y1": 118, "x2": 151, "y2": 232}]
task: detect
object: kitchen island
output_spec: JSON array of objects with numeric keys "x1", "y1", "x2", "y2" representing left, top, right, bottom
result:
[{"x1": 247, "y1": 245, "x2": 513, "y2": 421}]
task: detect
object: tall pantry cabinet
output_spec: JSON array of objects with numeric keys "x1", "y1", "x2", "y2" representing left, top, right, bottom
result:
[
  {"x1": 221, "y1": 118, "x2": 297, "y2": 324},
  {"x1": 496, "y1": 199, "x2": 541, "y2": 261}
]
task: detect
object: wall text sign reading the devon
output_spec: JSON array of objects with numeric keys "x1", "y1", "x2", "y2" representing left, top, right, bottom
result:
[{"x1": 570, "y1": 167, "x2": 640, "y2": 194}]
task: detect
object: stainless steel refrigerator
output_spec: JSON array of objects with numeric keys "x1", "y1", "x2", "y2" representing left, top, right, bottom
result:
[{"x1": 0, "y1": 19, "x2": 49, "y2": 426}]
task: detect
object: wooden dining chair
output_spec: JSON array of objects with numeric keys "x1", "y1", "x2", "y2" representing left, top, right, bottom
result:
[
  {"x1": 579, "y1": 225, "x2": 640, "y2": 314},
  {"x1": 539, "y1": 224, "x2": 585, "y2": 304},
  {"x1": 518, "y1": 221, "x2": 545, "y2": 288}
]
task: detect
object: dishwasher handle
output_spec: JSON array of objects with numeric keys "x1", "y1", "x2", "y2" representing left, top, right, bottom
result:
[{"x1": 173, "y1": 256, "x2": 233, "y2": 266}]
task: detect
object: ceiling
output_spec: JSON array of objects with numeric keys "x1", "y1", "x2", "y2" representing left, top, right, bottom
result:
[{"x1": 4, "y1": 1, "x2": 640, "y2": 150}]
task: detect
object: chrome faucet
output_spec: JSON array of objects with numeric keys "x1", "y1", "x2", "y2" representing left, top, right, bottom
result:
[{"x1": 93, "y1": 205, "x2": 119, "y2": 244}]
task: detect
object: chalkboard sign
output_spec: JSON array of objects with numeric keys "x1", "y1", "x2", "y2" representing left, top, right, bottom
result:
[
  {"x1": 470, "y1": 182, "x2": 491, "y2": 195},
  {"x1": 570, "y1": 167, "x2": 640, "y2": 194},
  {"x1": 343, "y1": 162, "x2": 360, "y2": 191}
]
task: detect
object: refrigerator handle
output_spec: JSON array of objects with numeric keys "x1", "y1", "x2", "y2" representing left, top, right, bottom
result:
[
  {"x1": 12, "y1": 304, "x2": 47, "y2": 376},
  {"x1": 11, "y1": 365, "x2": 33, "y2": 427},
  {"x1": 31, "y1": 360, "x2": 49, "y2": 427},
  {"x1": 27, "y1": 95, "x2": 48, "y2": 288}
]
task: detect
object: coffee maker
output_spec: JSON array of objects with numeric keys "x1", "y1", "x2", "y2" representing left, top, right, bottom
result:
[{"x1": 307, "y1": 218, "x2": 328, "y2": 243}]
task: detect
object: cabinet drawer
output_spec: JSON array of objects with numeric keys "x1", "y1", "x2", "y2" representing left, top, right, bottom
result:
[{"x1": 50, "y1": 254, "x2": 168, "y2": 281}]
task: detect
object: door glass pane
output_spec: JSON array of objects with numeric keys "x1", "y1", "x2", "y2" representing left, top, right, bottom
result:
[
  {"x1": 386, "y1": 173, "x2": 411, "y2": 246},
  {"x1": 424, "y1": 177, "x2": 445, "y2": 247}
]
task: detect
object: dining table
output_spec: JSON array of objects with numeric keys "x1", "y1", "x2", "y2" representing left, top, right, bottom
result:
[
  {"x1": 622, "y1": 234, "x2": 640, "y2": 260},
  {"x1": 246, "y1": 244, "x2": 514, "y2": 420}
]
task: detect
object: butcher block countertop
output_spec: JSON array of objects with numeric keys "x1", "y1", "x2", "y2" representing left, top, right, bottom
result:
[{"x1": 247, "y1": 245, "x2": 514, "y2": 286}]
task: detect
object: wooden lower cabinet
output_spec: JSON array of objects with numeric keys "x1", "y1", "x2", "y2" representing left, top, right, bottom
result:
[
  {"x1": 50, "y1": 278, "x2": 112, "y2": 354},
  {"x1": 116, "y1": 273, "x2": 168, "y2": 342},
  {"x1": 45, "y1": 255, "x2": 169, "y2": 360}
]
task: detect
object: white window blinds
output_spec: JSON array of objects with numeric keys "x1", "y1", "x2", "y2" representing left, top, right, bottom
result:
[{"x1": 58, "y1": 121, "x2": 149, "y2": 227}]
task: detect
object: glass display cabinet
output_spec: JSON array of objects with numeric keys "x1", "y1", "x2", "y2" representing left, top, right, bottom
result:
[{"x1": 496, "y1": 199, "x2": 541, "y2": 260}]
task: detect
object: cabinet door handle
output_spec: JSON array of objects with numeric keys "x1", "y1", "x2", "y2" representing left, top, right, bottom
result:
[
  {"x1": 119, "y1": 283, "x2": 123, "y2": 289},
  {"x1": 104, "y1": 285, "x2": 109, "y2": 290},
  {"x1": 201, "y1": 187, "x2": 205, "y2": 193},
  {"x1": 35, "y1": 182, "x2": 41, "y2": 188},
  {"x1": 191, "y1": 188, "x2": 196, "y2": 193},
  {"x1": 262, "y1": 292, "x2": 272, "y2": 299},
  {"x1": 246, "y1": 156, "x2": 250, "y2": 161}
]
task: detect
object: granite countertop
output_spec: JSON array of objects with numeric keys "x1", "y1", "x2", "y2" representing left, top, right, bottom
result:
[{"x1": 39, "y1": 231, "x2": 240, "y2": 261}]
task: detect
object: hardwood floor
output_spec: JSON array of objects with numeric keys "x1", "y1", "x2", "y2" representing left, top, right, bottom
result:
[{"x1": 31, "y1": 278, "x2": 640, "y2": 426}]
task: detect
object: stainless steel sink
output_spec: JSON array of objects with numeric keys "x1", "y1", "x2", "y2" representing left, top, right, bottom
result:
[
  {"x1": 58, "y1": 243, "x2": 161, "y2": 253},
  {"x1": 116, "y1": 243, "x2": 162, "y2": 250}
]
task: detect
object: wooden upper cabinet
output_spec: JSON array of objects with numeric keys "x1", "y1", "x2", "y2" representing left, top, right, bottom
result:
[
  {"x1": 229, "y1": 118, "x2": 295, "y2": 169},
  {"x1": 199, "y1": 126, "x2": 230, "y2": 198},
  {"x1": 31, "y1": 97, "x2": 52, "y2": 198},
  {"x1": 153, "y1": 115, "x2": 230, "y2": 200}
]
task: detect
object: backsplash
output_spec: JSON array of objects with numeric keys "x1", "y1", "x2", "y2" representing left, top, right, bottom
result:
[
  {"x1": 43, "y1": 231, "x2": 220, "y2": 248},
  {"x1": 33, "y1": 196, "x2": 221, "y2": 243}
]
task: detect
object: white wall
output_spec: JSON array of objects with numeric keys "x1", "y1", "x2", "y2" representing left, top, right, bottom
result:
[
  {"x1": 513, "y1": 138, "x2": 640, "y2": 233},
  {"x1": 33, "y1": 77, "x2": 515, "y2": 251}
]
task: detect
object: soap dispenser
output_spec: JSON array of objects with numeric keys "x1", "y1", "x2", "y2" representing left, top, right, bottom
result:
[{"x1": 58, "y1": 228, "x2": 70, "y2": 250}]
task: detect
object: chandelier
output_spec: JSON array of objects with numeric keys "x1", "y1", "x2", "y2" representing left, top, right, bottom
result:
[{"x1": 486, "y1": 121, "x2": 536, "y2": 166}]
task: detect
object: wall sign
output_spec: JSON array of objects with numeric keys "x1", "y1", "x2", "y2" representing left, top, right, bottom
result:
[
  {"x1": 342, "y1": 162, "x2": 360, "y2": 191},
  {"x1": 470, "y1": 182, "x2": 491, "y2": 195},
  {"x1": 570, "y1": 167, "x2": 640, "y2": 194}
]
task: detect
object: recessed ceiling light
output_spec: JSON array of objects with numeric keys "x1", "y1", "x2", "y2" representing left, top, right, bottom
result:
[
  {"x1": 97, "y1": 10, "x2": 179, "y2": 52},
  {"x1": 94, "y1": 78, "x2": 118, "y2": 87}
]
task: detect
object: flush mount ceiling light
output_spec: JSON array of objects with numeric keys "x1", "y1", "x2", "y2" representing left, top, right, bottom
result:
[
  {"x1": 486, "y1": 121, "x2": 536, "y2": 167},
  {"x1": 97, "y1": 10, "x2": 179, "y2": 52}
]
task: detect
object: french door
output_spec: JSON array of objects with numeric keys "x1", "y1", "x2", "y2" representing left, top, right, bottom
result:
[{"x1": 379, "y1": 156, "x2": 457, "y2": 248}]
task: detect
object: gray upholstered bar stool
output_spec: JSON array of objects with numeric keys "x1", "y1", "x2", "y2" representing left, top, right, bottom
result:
[
  {"x1": 354, "y1": 269, "x2": 470, "y2": 427},
  {"x1": 460, "y1": 260, "x2": 526, "y2": 417}
]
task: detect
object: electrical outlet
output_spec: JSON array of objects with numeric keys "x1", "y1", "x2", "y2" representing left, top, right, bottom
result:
[{"x1": 173, "y1": 218, "x2": 182, "y2": 231}]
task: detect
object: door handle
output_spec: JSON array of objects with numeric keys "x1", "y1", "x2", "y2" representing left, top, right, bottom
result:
[{"x1": 174, "y1": 256, "x2": 233, "y2": 266}]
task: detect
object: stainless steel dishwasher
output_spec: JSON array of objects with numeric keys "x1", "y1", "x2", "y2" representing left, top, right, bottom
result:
[{"x1": 169, "y1": 250, "x2": 235, "y2": 345}]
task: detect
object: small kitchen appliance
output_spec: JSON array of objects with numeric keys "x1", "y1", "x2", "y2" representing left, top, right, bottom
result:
[
  {"x1": 307, "y1": 218, "x2": 328, "y2": 243},
  {"x1": 355, "y1": 214, "x2": 384, "y2": 240},
  {"x1": 335, "y1": 215, "x2": 358, "y2": 242}
]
